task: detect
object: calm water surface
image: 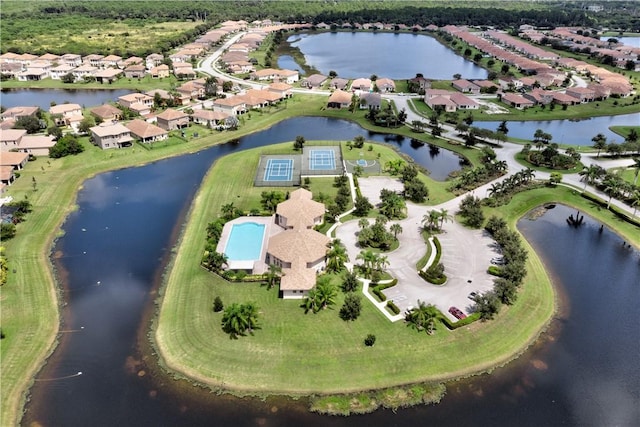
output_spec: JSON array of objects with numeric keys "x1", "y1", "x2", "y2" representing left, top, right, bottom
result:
[
  {"x1": 288, "y1": 32, "x2": 488, "y2": 80},
  {"x1": 23, "y1": 118, "x2": 640, "y2": 426},
  {"x1": 0, "y1": 88, "x2": 133, "y2": 110},
  {"x1": 475, "y1": 112, "x2": 640, "y2": 146}
]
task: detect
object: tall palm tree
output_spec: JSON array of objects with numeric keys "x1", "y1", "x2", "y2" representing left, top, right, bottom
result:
[
  {"x1": 375, "y1": 254, "x2": 389, "y2": 273},
  {"x1": 326, "y1": 240, "x2": 348, "y2": 273},
  {"x1": 358, "y1": 218, "x2": 370, "y2": 229},
  {"x1": 422, "y1": 210, "x2": 440, "y2": 231},
  {"x1": 603, "y1": 175, "x2": 622, "y2": 209},
  {"x1": 314, "y1": 276, "x2": 337, "y2": 310},
  {"x1": 630, "y1": 157, "x2": 640, "y2": 186},
  {"x1": 592, "y1": 133, "x2": 607, "y2": 157},
  {"x1": 390, "y1": 223, "x2": 403, "y2": 240},
  {"x1": 356, "y1": 250, "x2": 377, "y2": 279},
  {"x1": 221, "y1": 202, "x2": 235, "y2": 219},
  {"x1": 241, "y1": 302, "x2": 260, "y2": 334},
  {"x1": 631, "y1": 190, "x2": 640, "y2": 218},
  {"x1": 438, "y1": 208, "x2": 452, "y2": 229},
  {"x1": 488, "y1": 182, "x2": 503, "y2": 198},
  {"x1": 579, "y1": 165, "x2": 603, "y2": 191}
]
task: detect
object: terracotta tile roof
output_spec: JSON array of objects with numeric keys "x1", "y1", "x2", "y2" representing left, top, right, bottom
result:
[
  {"x1": 0, "y1": 152, "x2": 29, "y2": 166},
  {"x1": 125, "y1": 119, "x2": 167, "y2": 139},
  {"x1": 328, "y1": 90, "x2": 352, "y2": 104},
  {"x1": 156, "y1": 108, "x2": 188, "y2": 121}
]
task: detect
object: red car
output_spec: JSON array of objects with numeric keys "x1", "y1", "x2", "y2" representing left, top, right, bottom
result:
[{"x1": 448, "y1": 306, "x2": 467, "y2": 320}]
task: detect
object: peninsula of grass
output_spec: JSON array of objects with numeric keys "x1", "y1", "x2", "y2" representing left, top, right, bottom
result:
[
  {"x1": 514, "y1": 152, "x2": 584, "y2": 174},
  {"x1": 154, "y1": 144, "x2": 636, "y2": 411}
]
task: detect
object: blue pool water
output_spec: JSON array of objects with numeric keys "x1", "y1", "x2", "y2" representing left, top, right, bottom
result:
[{"x1": 224, "y1": 222, "x2": 265, "y2": 260}]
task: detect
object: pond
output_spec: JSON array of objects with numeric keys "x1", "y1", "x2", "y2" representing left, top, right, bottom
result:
[
  {"x1": 600, "y1": 36, "x2": 640, "y2": 47},
  {"x1": 0, "y1": 88, "x2": 134, "y2": 110},
  {"x1": 277, "y1": 54, "x2": 301, "y2": 72},
  {"x1": 23, "y1": 119, "x2": 640, "y2": 426},
  {"x1": 286, "y1": 32, "x2": 488, "y2": 80},
  {"x1": 473, "y1": 112, "x2": 640, "y2": 146}
]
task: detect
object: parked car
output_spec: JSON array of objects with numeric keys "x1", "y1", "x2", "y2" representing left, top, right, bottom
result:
[
  {"x1": 448, "y1": 306, "x2": 467, "y2": 320},
  {"x1": 468, "y1": 291, "x2": 478, "y2": 300}
]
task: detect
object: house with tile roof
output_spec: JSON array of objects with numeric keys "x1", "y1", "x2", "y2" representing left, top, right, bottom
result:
[
  {"x1": 90, "y1": 104, "x2": 123, "y2": 123},
  {"x1": 90, "y1": 123, "x2": 134, "y2": 149},
  {"x1": 156, "y1": 109, "x2": 189, "y2": 130},
  {"x1": 125, "y1": 119, "x2": 168, "y2": 143},
  {"x1": 327, "y1": 90, "x2": 352, "y2": 109}
]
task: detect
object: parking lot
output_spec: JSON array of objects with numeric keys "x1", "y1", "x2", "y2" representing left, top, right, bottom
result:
[{"x1": 335, "y1": 177, "x2": 501, "y2": 321}]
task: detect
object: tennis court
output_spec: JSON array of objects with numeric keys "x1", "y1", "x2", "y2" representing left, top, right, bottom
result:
[
  {"x1": 264, "y1": 158, "x2": 294, "y2": 182},
  {"x1": 308, "y1": 149, "x2": 336, "y2": 171}
]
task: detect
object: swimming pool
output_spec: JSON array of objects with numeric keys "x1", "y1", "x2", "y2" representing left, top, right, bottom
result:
[{"x1": 224, "y1": 222, "x2": 266, "y2": 261}]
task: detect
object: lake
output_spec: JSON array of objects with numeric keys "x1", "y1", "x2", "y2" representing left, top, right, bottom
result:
[
  {"x1": 22, "y1": 118, "x2": 640, "y2": 426},
  {"x1": 474, "y1": 112, "x2": 640, "y2": 146},
  {"x1": 0, "y1": 88, "x2": 133, "y2": 110},
  {"x1": 286, "y1": 32, "x2": 488, "y2": 80}
]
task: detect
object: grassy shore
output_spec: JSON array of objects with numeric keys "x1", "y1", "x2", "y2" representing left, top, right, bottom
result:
[{"x1": 153, "y1": 143, "x2": 638, "y2": 411}]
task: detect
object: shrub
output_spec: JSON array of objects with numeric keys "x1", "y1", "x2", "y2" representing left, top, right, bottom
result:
[
  {"x1": 364, "y1": 334, "x2": 376, "y2": 346},
  {"x1": 0, "y1": 223, "x2": 16, "y2": 240},
  {"x1": 487, "y1": 265, "x2": 503, "y2": 276},
  {"x1": 438, "y1": 312, "x2": 480, "y2": 330},
  {"x1": 386, "y1": 300, "x2": 400, "y2": 314},
  {"x1": 213, "y1": 296, "x2": 224, "y2": 312}
]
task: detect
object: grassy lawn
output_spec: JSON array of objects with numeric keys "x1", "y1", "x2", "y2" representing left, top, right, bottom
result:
[{"x1": 0, "y1": 74, "x2": 183, "y2": 92}]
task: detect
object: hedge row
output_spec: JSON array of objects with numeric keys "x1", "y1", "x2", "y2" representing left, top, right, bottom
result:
[
  {"x1": 386, "y1": 300, "x2": 401, "y2": 315},
  {"x1": 438, "y1": 312, "x2": 481, "y2": 330},
  {"x1": 371, "y1": 279, "x2": 398, "y2": 302},
  {"x1": 487, "y1": 265, "x2": 503, "y2": 276},
  {"x1": 418, "y1": 269, "x2": 447, "y2": 285}
]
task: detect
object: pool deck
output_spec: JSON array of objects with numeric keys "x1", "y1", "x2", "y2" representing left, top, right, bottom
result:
[{"x1": 216, "y1": 215, "x2": 284, "y2": 273}]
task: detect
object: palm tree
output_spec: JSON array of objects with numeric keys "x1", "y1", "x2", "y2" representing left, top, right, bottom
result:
[
  {"x1": 356, "y1": 250, "x2": 377, "y2": 278},
  {"x1": 358, "y1": 218, "x2": 370, "y2": 229},
  {"x1": 631, "y1": 190, "x2": 640, "y2": 218},
  {"x1": 630, "y1": 157, "x2": 640, "y2": 186},
  {"x1": 592, "y1": 133, "x2": 607, "y2": 157},
  {"x1": 438, "y1": 208, "x2": 452, "y2": 229},
  {"x1": 265, "y1": 263, "x2": 282, "y2": 290},
  {"x1": 374, "y1": 254, "x2": 389, "y2": 273},
  {"x1": 603, "y1": 174, "x2": 622, "y2": 209},
  {"x1": 222, "y1": 302, "x2": 259, "y2": 338},
  {"x1": 390, "y1": 223, "x2": 403, "y2": 240},
  {"x1": 422, "y1": 210, "x2": 440, "y2": 231},
  {"x1": 314, "y1": 276, "x2": 337, "y2": 310},
  {"x1": 241, "y1": 302, "x2": 260, "y2": 334},
  {"x1": 488, "y1": 182, "x2": 503, "y2": 198},
  {"x1": 522, "y1": 167, "x2": 536, "y2": 183},
  {"x1": 494, "y1": 160, "x2": 508, "y2": 174},
  {"x1": 221, "y1": 202, "x2": 235, "y2": 219},
  {"x1": 405, "y1": 300, "x2": 438, "y2": 335},
  {"x1": 326, "y1": 240, "x2": 348, "y2": 273},
  {"x1": 579, "y1": 165, "x2": 603, "y2": 191}
]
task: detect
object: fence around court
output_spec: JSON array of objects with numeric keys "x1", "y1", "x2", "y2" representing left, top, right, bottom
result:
[
  {"x1": 301, "y1": 144, "x2": 344, "y2": 177},
  {"x1": 254, "y1": 154, "x2": 301, "y2": 187}
]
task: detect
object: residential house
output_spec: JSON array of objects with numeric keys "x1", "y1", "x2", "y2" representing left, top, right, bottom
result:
[
  {"x1": 177, "y1": 80, "x2": 206, "y2": 100},
  {"x1": 566, "y1": 87, "x2": 596, "y2": 103},
  {"x1": 327, "y1": 90, "x2": 352, "y2": 109},
  {"x1": 50, "y1": 64, "x2": 76, "y2": 80},
  {"x1": 267, "y1": 82, "x2": 293, "y2": 99},
  {"x1": 473, "y1": 79, "x2": 499, "y2": 93},
  {"x1": 408, "y1": 75, "x2": 431, "y2": 91},
  {"x1": 145, "y1": 53, "x2": 165, "y2": 69},
  {"x1": 524, "y1": 89, "x2": 555, "y2": 105},
  {"x1": 497, "y1": 76, "x2": 523, "y2": 91},
  {"x1": 1, "y1": 106, "x2": 39, "y2": 122},
  {"x1": 83, "y1": 54, "x2": 104, "y2": 68},
  {"x1": 226, "y1": 60, "x2": 254, "y2": 74},
  {"x1": 17, "y1": 67, "x2": 49, "y2": 81},
  {"x1": 61, "y1": 53, "x2": 82, "y2": 67},
  {"x1": 123, "y1": 56, "x2": 143, "y2": 67},
  {"x1": 94, "y1": 68, "x2": 123, "y2": 84},
  {"x1": 212, "y1": 96, "x2": 247, "y2": 115},
  {"x1": 173, "y1": 62, "x2": 196, "y2": 80},
  {"x1": 18, "y1": 135, "x2": 56, "y2": 156},
  {"x1": 72, "y1": 64, "x2": 97, "y2": 81},
  {"x1": 118, "y1": 93, "x2": 154, "y2": 115},
  {"x1": 301, "y1": 74, "x2": 327, "y2": 89},
  {"x1": 427, "y1": 96, "x2": 457, "y2": 112},
  {"x1": 0, "y1": 129, "x2": 27, "y2": 152},
  {"x1": 156, "y1": 109, "x2": 189, "y2": 130},
  {"x1": 90, "y1": 123, "x2": 134, "y2": 149},
  {"x1": 123, "y1": 64, "x2": 146, "y2": 79},
  {"x1": 38, "y1": 53, "x2": 60, "y2": 63},
  {"x1": 449, "y1": 93, "x2": 479, "y2": 110},
  {"x1": 351, "y1": 78, "x2": 372, "y2": 91},
  {"x1": 149, "y1": 64, "x2": 170, "y2": 79},
  {"x1": 90, "y1": 104, "x2": 123, "y2": 123},
  {"x1": 190, "y1": 109, "x2": 229, "y2": 128},
  {"x1": 552, "y1": 92, "x2": 577, "y2": 105},
  {"x1": 268, "y1": 188, "x2": 330, "y2": 299},
  {"x1": 101, "y1": 55, "x2": 122, "y2": 68},
  {"x1": 329, "y1": 78, "x2": 349, "y2": 90},
  {"x1": 125, "y1": 119, "x2": 168, "y2": 143},
  {"x1": 145, "y1": 89, "x2": 174, "y2": 106},
  {"x1": 277, "y1": 69, "x2": 299, "y2": 84},
  {"x1": 245, "y1": 89, "x2": 282, "y2": 104},
  {"x1": 49, "y1": 103, "x2": 83, "y2": 131},
  {"x1": 359, "y1": 92, "x2": 381, "y2": 110},
  {"x1": 0, "y1": 166, "x2": 15, "y2": 185},
  {"x1": 375, "y1": 77, "x2": 395, "y2": 92},
  {"x1": 500, "y1": 93, "x2": 535, "y2": 109},
  {"x1": 0, "y1": 152, "x2": 29, "y2": 170},
  {"x1": 452, "y1": 79, "x2": 481, "y2": 94},
  {"x1": 424, "y1": 89, "x2": 477, "y2": 111}
]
